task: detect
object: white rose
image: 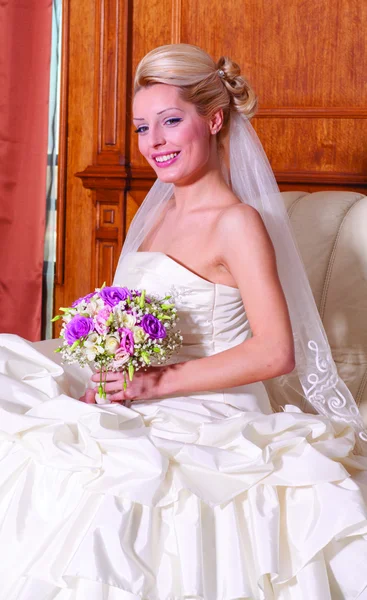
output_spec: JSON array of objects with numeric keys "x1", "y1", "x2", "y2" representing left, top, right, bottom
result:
[
  {"x1": 133, "y1": 326, "x2": 147, "y2": 344},
  {"x1": 105, "y1": 335, "x2": 120, "y2": 355}
]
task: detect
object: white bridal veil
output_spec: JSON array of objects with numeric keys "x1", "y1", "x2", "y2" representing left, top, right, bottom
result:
[{"x1": 117, "y1": 112, "x2": 367, "y2": 455}]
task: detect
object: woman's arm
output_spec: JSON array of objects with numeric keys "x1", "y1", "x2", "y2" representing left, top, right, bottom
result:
[
  {"x1": 158, "y1": 204, "x2": 295, "y2": 396},
  {"x1": 94, "y1": 204, "x2": 295, "y2": 403}
]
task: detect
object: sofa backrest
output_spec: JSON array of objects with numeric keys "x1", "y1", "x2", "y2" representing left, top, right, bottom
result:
[{"x1": 282, "y1": 190, "x2": 367, "y2": 425}]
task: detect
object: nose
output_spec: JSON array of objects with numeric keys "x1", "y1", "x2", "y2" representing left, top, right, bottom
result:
[{"x1": 148, "y1": 124, "x2": 166, "y2": 149}]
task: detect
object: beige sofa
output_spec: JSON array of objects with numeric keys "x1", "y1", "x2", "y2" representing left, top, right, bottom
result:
[{"x1": 282, "y1": 190, "x2": 367, "y2": 425}]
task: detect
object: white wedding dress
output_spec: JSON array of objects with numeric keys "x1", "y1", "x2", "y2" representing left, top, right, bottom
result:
[{"x1": 1, "y1": 251, "x2": 367, "y2": 600}]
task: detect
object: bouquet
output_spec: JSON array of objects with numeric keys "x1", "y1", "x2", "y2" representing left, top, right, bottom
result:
[{"x1": 52, "y1": 284, "x2": 182, "y2": 402}]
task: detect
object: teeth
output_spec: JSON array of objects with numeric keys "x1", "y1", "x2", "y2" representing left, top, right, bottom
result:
[{"x1": 155, "y1": 152, "x2": 179, "y2": 163}]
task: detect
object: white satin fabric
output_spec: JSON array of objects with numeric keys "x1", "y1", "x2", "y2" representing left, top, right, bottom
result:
[{"x1": 1, "y1": 251, "x2": 367, "y2": 599}]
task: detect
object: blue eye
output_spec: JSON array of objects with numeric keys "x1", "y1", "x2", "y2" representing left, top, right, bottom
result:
[
  {"x1": 134, "y1": 125, "x2": 148, "y2": 134},
  {"x1": 165, "y1": 117, "x2": 182, "y2": 126}
]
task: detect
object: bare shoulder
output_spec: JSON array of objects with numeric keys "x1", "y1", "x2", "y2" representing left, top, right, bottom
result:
[
  {"x1": 215, "y1": 201, "x2": 274, "y2": 258},
  {"x1": 216, "y1": 201, "x2": 264, "y2": 230}
]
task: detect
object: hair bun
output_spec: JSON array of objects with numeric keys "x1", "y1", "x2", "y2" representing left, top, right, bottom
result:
[{"x1": 216, "y1": 56, "x2": 257, "y2": 119}]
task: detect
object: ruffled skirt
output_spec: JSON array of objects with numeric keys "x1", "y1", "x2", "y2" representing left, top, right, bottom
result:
[{"x1": 0, "y1": 335, "x2": 367, "y2": 600}]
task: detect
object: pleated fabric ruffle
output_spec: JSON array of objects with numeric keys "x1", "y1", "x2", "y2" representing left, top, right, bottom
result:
[{"x1": 1, "y1": 335, "x2": 367, "y2": 599}]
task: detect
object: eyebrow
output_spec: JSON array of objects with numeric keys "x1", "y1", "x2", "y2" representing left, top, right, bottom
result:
[{"x1": 133, "y1": 107, "x2": 184, "y2": 121}]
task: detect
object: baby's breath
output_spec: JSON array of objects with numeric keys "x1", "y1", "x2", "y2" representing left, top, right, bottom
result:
[{"x1": 53, "y1": 285, "x2": 183, "y2": 395}]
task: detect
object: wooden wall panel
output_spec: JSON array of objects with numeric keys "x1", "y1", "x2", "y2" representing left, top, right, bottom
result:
[
  {"x1": 125, "y1": 190, "x2": 147, "y2": 236},
  {"x1": 180, "y1": 0, "x2": 366, "y2": 108},
  {"x1": 54, "y1": 0, "x2": 366, "y2": 336},
  {"x1": 255, "y1": 118, "x2": 367, "y2": 175},
  {"x1": 129, "y1": 0, "x2": 177, "y2": 167}
]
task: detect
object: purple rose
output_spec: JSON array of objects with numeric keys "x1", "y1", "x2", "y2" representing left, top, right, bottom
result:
[
  {"x1": 118, "y1": 327, "x2": 135, "y2": 355},
  {"x1": 64, "y1": 315, "x2": 95, "y2": 345},
  {"x1": 100, "y1": 286, "x2": 131, "y2": 307},
  {"x1": 141, "y1": 314, "x2": 167, "y2": 339},
  {"x1": 71, "y1": 292, "x2": 95, "y2": 307}
]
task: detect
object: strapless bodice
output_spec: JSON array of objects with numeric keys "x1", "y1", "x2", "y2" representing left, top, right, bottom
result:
[{"x1": 113, "y1": 252, "x2": 252, "y2": 362}]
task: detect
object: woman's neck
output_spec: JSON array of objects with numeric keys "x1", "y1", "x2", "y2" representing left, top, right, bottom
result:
[
  {"x1": 172, "y1": 166, "x2": 229, "y2": 212},
  {"x1": 172, "y1": 136, "x2": 230, "y2": 212}
]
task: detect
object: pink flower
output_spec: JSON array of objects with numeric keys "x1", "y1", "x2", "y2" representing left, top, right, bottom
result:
[
  {"x1": 94, "y1": 307, "x2": 111, "y2": 335},
  {"x1": 118, "y1": 327, "x2": 135, "y2": 355},
  {"x1": 112, "y1": 347, "x2": 130, "y2": 369}
]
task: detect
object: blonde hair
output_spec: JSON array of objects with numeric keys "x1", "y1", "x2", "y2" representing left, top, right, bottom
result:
[{"x1": 134, "y1": 44, "x2": 257, "y2": 132}]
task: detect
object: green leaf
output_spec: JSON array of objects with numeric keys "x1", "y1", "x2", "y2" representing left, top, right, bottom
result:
[
  {"x1": 50, "y1": 315, "x2": 63, "y2": 322},
  {"x1": 54, "y1": 347, "x2": 62, "y2": 353},
  {"x1": 139, "y1": 289, "x2": 146, "y2": 309},
  {"x1": 70, "y1": 339, "x2": 80, "y2": 351},
  {"x1": 153, "y1": 347, "x2": 161, "y2": 353},
  {"x1": 141, "y1": 351, "x2": 151, "y2": 364},
  {"x1": 98, "y1": 383, "x2": 106, "y2": 399},
  {"x1": 128, "y1": 363, "x2": 135, "y2": 381},
  {"x1": 161, "y1": 303, "x2": 175, "y2": 310}
]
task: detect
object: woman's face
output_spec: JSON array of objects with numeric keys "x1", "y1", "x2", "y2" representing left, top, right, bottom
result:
[{"x1": 133, "y1": 84, "x2": 213, "y2": 185}]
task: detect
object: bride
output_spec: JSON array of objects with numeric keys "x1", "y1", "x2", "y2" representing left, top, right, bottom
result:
[{"x1": 0, "y1": 44, "x2": 367, "y2": 599}]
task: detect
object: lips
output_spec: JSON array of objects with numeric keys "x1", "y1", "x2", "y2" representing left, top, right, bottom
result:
[{"x1": 152, "y1": 151, "x2": 181, "y2": 168}]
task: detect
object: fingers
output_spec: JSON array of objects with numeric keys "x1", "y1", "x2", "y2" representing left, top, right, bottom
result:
[
  {"x1": 100, "y1": 381, "x2": 130, "y2": 394},
  {"x1": 80, "y1": 386, "x2": 133, "y2": 408},
  {"x1": 85, "y1": 388, "x2": 97, "y2": 403},
  {"x1": 79, "y1": 388, "x2": 97, "y2": 403},
  {"x1": 110, "y1": 393, "x2": 132, "y2": 408},
  {"x1": 91, "y1": 372, "x2": 124, "y2": 383}
]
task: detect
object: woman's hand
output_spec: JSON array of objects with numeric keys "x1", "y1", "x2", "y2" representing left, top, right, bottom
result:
[
  {"x1": 80, "y1": 367, "x2": 166, "y2": 407},
  {"x1": 79, "y1": 388, "x2": 98, "y2": 404}
]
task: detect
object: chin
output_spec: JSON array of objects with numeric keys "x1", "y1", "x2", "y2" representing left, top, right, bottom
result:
[
  {"x1": 155, "y1": 171, "x2": 183, "y2": 184},
  {"x1": 153, "y1": 166, "x2": 206, "y2": 186},
  {"x1": 149, "y1": 163, "x2": 182, "y2": 184}
]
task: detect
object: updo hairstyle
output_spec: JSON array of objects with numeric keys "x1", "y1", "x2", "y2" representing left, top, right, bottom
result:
[{"x1": 134, "y1": 44, "x2": 257, "y2": 135}]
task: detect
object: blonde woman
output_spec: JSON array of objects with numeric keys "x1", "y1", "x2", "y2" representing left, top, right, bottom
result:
[{"x1": 0, "y1": 44, "x2": 367, "y2": 599}]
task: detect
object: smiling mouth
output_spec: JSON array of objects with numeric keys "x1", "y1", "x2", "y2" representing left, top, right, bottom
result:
[{"x1": 153, "y1": 151, "x2": 180, "y2": 164}]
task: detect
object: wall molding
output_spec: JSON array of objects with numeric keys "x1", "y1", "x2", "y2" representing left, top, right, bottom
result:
[
  {"x1": 171, "y1": 0, "x2": 182, "y2": 44},
  {"x1": 256, "y1": 107, "x2": 367, "y2": 119},
  {"x1": 75, "y1": 164, "x2": 129, "y2": 189},
  {"x1": 127, "y1": 166, "x2": 367, "y2": 188},
  {"x1": 274, "y1": 171, "x2": 367, "y2": 185},
  {"x1": 95, "y1": 0, "x2": 130, "y2": 164}
]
